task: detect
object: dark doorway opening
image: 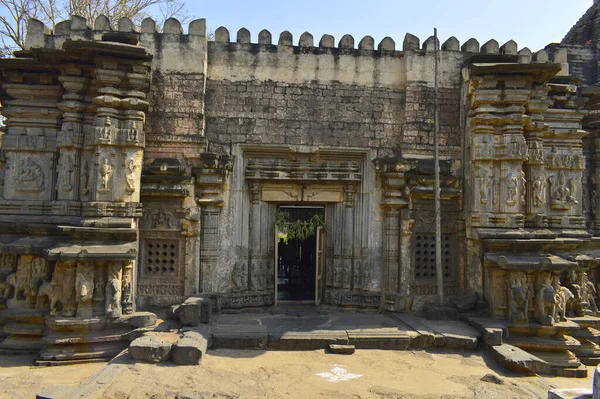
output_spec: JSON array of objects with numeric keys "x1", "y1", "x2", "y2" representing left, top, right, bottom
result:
[{"x1": 276, "y1": 205, "x2": 324, "y2": 302}]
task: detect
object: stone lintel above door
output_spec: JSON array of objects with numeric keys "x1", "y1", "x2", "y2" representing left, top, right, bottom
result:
[{"x1": 260, "y1": 184, "x2": 344, "y2": 203}]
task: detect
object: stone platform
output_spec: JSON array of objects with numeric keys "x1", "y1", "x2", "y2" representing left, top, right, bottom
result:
[{"x1": 210, "y1": 307, "x2": 480, "y2": 351}]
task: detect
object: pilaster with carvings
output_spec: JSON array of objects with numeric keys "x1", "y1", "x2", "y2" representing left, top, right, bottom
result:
[
  {"x1": 373, "y1": 158, "x2": 414, "y2": 311},
  {"x1": 0, "y1": 61, "x2": 61, "y2": 203}
]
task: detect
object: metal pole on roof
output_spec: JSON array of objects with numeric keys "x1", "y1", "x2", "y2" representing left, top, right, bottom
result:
[{"x1": 434, "y1": 28, "x2": 443, "y2": 306}]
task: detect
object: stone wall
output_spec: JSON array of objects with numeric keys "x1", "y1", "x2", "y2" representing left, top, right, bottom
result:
[{"x1": 204, "y1": 79, "x2": 405, "y2": 156}]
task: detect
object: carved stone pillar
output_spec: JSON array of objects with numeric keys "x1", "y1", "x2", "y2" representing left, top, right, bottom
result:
[
  {"x1": 249, "y1": 182, "x2": 267, "y2": 291},
  {"x1": 542, "y1": 83, "x2": 587, "y2": 229},
  {"x1": 375, "y1": 158, "x2": 413, "y2": 311},
  {"x1": 194, "y1": 153, "x2": 232, "y2": 293},
  {"x1": 340, "y1": 184, "x2": 356, "y2": 289},
  {"x1": 524, "y1": 85, "x2": 553, "y2": 228},
  {"x1": 57, "y1": 66, "x2": 88, "y2": 201},
  {"x1": 0, "y1": 69, "x2": 61, "y2": 202}
]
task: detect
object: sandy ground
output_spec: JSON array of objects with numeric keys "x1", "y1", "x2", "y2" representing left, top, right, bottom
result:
[
  {"x1": 0, "y1": 354, "x2": 105, "y2": 399},
  {"x1": 0, "y1": 349, "x2": 596, "y2": 399}
]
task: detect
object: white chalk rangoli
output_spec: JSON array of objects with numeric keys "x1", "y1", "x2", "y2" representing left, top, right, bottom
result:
[{"x1": 316, "y1": 365, "x2": 363, "y2": 383}]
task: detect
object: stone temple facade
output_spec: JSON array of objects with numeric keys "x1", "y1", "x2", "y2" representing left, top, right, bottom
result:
[{"x1": 3, "y1": 2, "x2": 600, "y2": 368}]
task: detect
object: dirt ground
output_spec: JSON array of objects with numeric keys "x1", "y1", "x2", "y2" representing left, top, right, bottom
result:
[{"x1": 0, "y1": 349, "x2": 595, "y2": 399}]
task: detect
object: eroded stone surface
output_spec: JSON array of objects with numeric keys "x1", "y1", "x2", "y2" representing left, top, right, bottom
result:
[{"x1": 129, "y1": 332, "x2": 178, "y2": 363}]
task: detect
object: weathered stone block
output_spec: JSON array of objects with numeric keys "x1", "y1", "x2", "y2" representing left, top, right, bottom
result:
[
  {"x1": 299, "y1": 32, "x2": 313, "y2": 47},
  {"x1": 258, "y1": 29, "x2": 272, "y2": 45},
  {"x1": 442, "y1": 36, "x2": 459, "y2": 51},
  {"x1": 178, "y1": 297, "x2": 211, "y2": 326},
  {"x1": 172, "y1": 331, "x2": 209, "y2": 365},
  {"x1": 328, "y1": 344, "x2": 355, "y2": 354},
  {"x1": 129, "y1": 332, "x2": 178, "y2": 363},
  {"x1": 488, "y1": 344, "x2": 550, "y2": 374}
]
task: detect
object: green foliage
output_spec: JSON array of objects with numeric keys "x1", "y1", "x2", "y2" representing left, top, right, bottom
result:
[{"x1": 275, "y1": 208, "x2": 325, "y2": 244}]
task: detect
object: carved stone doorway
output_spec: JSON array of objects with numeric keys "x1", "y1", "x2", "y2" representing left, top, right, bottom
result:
[{"x1": 275, "y1": 205, "x2": 325, "y2": 305}]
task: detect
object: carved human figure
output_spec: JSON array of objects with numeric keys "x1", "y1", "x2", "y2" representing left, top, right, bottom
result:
[
  {"x1": 580, "y1": 271, "x2": 597, "y2": 314},
  {"x1": 505, "y1": 172, "x2": 518, "y2": 206},
  {"x1": 250, "y1": 261, "x2": 267, "y2": 291},
  {"x1": 232, "y1": 262, "x2": 247, "y2": 292},
  {"x1": 99, "y1": 158, "x2": 112, "y2": 191},
  {"x1": 93, "y1": 265, "x2": 106, "y2": 315},
  {"x1": 125, "y1": 158, "x2": 137, "y2": 194},
  {"x1": 30, "y1": 257, "x2": 49, "y2": 308},
  {"x1": 121, "y1": 263, "x2": 133, "y2": 315},
  {"x1": 592, "y1": 190, "x2": 597, "y2": 215},
  {"x1": 508, "y1": 272, "x2": 529, "y2": 324},
  {"x1": 532, "y1": 175, "x2": 547, "y2": 207},
  {"x1": 478, "y1": 169, "x2": 493, "y2": 205},
  {"x1": 520, "y1": 170, "x2": 526, "y2": 204},
  {"x1": 536, "y1": 272, "x2": 557, "y2": 326},
  {"x1": 75, "y1": 262, "x2": 95, "y2": 318},
  {"x1": 62, "y1": 154, "x2": 74, "y2": 192},
  {"x1": 105, "y1": 262, "x2": 122, "y2": 319}
]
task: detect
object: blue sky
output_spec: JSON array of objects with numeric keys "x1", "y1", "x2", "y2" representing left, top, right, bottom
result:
[{"x1": 180, "y1": 0, "x2": 593, "y2": 52}]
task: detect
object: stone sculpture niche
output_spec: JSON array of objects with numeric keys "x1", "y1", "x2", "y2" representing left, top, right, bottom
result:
[
  {"x1": 535, "y1": 272, "x2": 557, "y2": 326},
  {"x1": 508, "y1": 272, "x2": 529, "y2": 324},
  {"x1": 0, "y1": 254, "x2": 132, "y2": 320}
]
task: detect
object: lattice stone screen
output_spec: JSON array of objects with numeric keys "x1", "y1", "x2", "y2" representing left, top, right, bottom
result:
[
  {"x1": 143, "y1": 240, "x2": 180, "y2": 276},
  {"x1": 414, "y1": 233, "x2": 453, "y2": 280}
]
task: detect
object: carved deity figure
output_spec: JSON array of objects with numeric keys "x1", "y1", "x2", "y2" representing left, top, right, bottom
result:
[
  {"x1": 15, "y1": 158, "x2": 45, "y2": 191},
  {"x1": 532, "y1": 175, "x2": 547, "y2": 207},
  {"x1": 530, "y1": 141, "x2": 544, "y2": 164},
  {"x1": 105, "y1": 262, "x2": 122, "y2": 319},
  {"x1": 580, "y1": 271, "x2": 597, "y2": 314},
  {"x1": 99, "y1": 158, "x2": 112, "y2": 191},
  {"x1": 477, "y1": 169, "x2": 493, "y2": 205},
  {"x1": 250, "y1": 262, "x2": 267, "y2": 292},
  {"x1": 125, "y1": 158, "x2": 137, "y2": 194},
  {"x1": 75, "y1": 262, "x2": 95, "y2": 318},
  {"x1": 232, "y1": 262, "x2": 247, "y2": 292},
  {"x1": 536, "y1": 271, "x2": 557, "y2": 326},
  {"x1": 121, "y1": 263, "x2": 133, "y2": 315},
  {"x1": 93, "y1": 265, "x2": 106, "y2": 315},
  {"x1": 62, "y1": 154, "x2": 74, "y2": 192},
  {"x1": 506, "y1": 172, "x2": 519, "y2": 206},
  {"x1": 508, "y1": 272, "x2": 529, "y2": 325},
  {"x1": 549, "y1": 170, "x2": 579, "y2": 210}
]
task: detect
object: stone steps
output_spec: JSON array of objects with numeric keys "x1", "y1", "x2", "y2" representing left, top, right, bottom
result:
[
  {"x1": 38, "y1": 341, "x2": 129, "y2": 363},
  {"x1": 0, "y1": 334, "x2": 45, "y2": 353},
  {"x1": 529, "y1": 350, "x2": 587, "y2": 378},
  {"x1": 42, "y1": 328, "x2": 132, "y2": 345},
  {"x1": 507, "y1": 335, "x2": 581, "y2": 352}
]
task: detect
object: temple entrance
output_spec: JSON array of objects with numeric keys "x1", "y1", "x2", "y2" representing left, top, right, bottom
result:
[{"x1": 275, "y1": 205, "x2": 325, "y2": 305}]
